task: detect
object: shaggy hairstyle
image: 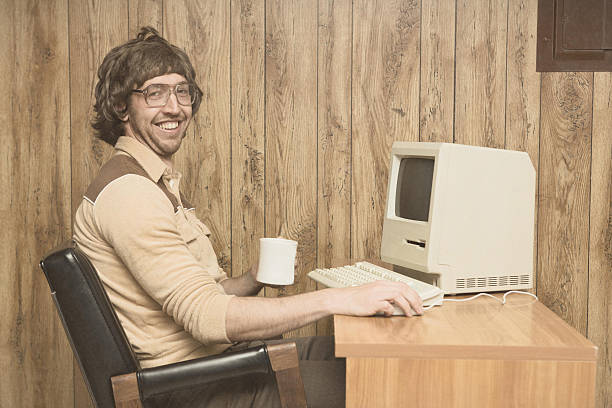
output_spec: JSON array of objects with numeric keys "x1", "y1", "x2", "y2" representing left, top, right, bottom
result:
[{"x1": 92, "y1": 27, "x2": 203, "y2": 146}]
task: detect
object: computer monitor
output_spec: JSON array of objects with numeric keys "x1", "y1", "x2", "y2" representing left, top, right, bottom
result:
[{"x1": 381, "y1": 142, "x2": 536, "y2": 294}]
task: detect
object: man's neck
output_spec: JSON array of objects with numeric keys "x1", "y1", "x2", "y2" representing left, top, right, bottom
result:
[{"x1": 124, "y1": 134, "x2": 175, "y2": 171}]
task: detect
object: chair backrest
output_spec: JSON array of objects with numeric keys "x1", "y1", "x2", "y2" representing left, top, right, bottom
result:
[{"x1": 40, "y1": 243, "x2": 140, "y2": 408}]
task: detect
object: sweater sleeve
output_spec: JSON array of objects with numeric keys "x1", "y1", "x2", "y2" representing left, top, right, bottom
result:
[{"x1": 94, "y1": 174, "x2": 234, "y2": 344}]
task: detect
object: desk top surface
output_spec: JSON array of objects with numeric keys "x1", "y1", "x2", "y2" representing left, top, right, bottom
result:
[{"x1": 334, "y1": 294, "x2": 597, "y2": 361}]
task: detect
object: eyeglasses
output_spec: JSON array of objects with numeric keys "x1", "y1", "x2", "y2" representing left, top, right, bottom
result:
[{"x1": 131, "y1": 83, "x2": 197, "y2": 107}]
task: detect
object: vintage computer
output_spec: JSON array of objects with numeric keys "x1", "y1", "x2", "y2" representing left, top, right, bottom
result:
[
  {"x1": 380, "y1": 142, "x2": 536, "y2": 294},
  {"x1": 308, "y1": 141, "x2": 536, "y2": 310}
]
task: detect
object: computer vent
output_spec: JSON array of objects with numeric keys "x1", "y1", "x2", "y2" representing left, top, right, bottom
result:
[{"x1": 456, "y1": 274, "x2": 531, "y2": 290}]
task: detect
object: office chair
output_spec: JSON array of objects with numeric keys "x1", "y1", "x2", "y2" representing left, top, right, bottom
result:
[{"x1": 39, "y1": 243, "x2": 307, "y2": 408}]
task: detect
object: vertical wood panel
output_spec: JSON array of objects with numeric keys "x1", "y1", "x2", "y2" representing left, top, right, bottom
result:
[
  {"x1": 265, "y1": 0, "x2": 318, "y2": 337},
  {"x1": 419, "y1": 0, "x2": 455, "y2": 143},
  {"x1": 69, "y1": 2, "x2": 127, "y2": 406},
  {"x1": 128, "y1": 0, "x2": 163, "y2": 36},
  {"x1": 505, "y1": 0, "x2": 540, "y2": 157},
  {"x1": 590, "y1": 72, "x2": 612, "y2": 408},
  {"x1": 538, "y1": 72, "x2": 592, "y2": 334},
  {"x1": 231, "y1": 0, "x2": 265, "y2": 279},
  {"x1": 0, "y1": 4, "x2": 13, "y2": 399},
  {"x1": 69, "y1": 0, "x2": 126, "y2": 217},
  {"x1": 0, "y1": 1, "x2": 73, "y2": 407},
  {"x1": 351, "y1": 0, "x2": 420, "y2": 261},
  {"x1": 505, "y1": 0, "x2": 540, "y2": 292},
  {"x1": 166, "y1": 1, "x2": 232, "y2": 272},
  {"x1": 455, "y1": 0, "x2": 507, "y2": 147},
  {"x1": 317, "y1": 0, "x2": 352, "y2": 335}
]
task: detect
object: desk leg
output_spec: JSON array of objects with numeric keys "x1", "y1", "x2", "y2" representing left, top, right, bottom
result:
[{"x1": 345, "y1": 358, "x2": 596, "y2": 408}]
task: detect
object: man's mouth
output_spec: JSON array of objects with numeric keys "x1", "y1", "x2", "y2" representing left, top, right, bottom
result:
[{"x1": 156, "y1": 121, "x2": 180, "y2": 131}]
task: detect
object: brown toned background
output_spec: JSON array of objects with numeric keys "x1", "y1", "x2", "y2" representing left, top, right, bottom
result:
[{"x1": 1, "y1": 0, "x2": 610, "y2": 407}]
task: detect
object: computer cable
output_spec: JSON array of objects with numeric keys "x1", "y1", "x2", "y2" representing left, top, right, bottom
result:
[{"x1": 422, "y1": 290, "x2": 539, "y2": 312}]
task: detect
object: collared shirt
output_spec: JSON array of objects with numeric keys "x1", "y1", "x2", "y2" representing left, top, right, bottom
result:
[{"x1": 73, "y1": 136, "x2": 233, "y2": 368}]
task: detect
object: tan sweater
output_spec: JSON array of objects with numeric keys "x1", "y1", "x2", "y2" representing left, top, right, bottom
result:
[{"x1": 73, "y1": 136, "x2": 234, "y2": 368}]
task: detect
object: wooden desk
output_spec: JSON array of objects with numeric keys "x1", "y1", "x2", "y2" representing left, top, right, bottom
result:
[{"x1": 334, "y1": 294, "x2": 598, "y2": 408}]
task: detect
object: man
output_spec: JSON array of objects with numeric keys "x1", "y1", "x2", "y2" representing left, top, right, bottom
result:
[{"x1": 74, "y1": 27, "x2": 423, "y2": 407}]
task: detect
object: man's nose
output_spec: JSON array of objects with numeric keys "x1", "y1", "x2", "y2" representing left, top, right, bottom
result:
[{"x1": 162, "y1": 92, "x2": 181, "y2": 114}]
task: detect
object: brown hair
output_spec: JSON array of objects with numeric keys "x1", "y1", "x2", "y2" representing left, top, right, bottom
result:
[{"x1": 92, "y1": 27, "x2": 203, "y2": 146}]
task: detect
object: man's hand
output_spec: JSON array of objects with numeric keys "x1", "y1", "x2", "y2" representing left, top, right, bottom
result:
[
  {"x1": 329, "y1": 281, "x2": 424, "y2": 317},
  {"x1": 220, "y1": 265, "x2": 263, "y2": 296},
  {"x1": 247, "y1": 263, "x2": 260, "y2": 285}
]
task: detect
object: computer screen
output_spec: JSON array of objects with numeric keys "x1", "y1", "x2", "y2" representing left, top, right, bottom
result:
[
  {"x1": 395, "y1": 158, "x2": 434, "y2": 222},
  {"x1": 381, "y1": 142, "x2": 536, "y2": 294}
]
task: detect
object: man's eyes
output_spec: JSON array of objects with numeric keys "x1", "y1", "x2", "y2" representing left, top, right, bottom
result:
[{"x1": 146, "y1": 86, "x2": 164, "y2": 97}]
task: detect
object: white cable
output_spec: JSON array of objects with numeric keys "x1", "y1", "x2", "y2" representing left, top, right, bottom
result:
[{"x1": 422, "y1": 290, "x2": 538, "y2": 312}]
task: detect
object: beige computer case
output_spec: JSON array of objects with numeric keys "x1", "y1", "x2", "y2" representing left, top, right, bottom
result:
[{"x1": 381, "y1": 142, "x2": 536, "y2": 294}]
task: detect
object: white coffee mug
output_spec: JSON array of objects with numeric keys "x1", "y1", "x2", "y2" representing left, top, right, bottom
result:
[{"x1": 256, "y1": 238, "x2": 297, "y2": 285}]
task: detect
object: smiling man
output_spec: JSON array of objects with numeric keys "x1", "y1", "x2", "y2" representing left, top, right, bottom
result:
[
  {"x1": 126, "y1": 74, "x2": 193, "y2": 160},
  {"x1": 73, "y1": 27, "x2": 423, "y2": 408}
]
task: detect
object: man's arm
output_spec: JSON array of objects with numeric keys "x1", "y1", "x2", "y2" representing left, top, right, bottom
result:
[{"x1": 225, "y1": 280, "x2": 424, "y2": 341}]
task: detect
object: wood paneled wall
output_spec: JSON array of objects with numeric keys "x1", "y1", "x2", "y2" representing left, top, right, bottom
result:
[{"x1": 1, "y1": 0, "x2": 609, "y2": 407}]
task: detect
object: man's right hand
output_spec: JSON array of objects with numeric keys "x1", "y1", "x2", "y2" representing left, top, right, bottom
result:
[{"x1": 328, "y1": 281, "x2": 424, "y2": 317}]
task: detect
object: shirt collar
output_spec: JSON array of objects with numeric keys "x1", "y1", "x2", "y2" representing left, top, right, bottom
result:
[{"x1": 114, "y1": 136, "x2": 169, "y2": 182}]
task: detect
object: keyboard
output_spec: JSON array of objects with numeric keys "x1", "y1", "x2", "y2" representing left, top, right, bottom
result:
[{"x1": 308, "y1": 261, "x2": 444, "y2": 315}]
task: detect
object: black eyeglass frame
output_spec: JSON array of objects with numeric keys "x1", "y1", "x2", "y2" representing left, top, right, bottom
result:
[{"x1": 131, "y1": 83, "x2": 198, "y2": 107}]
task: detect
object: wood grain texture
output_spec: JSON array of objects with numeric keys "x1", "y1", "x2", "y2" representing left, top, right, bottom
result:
[
  {"x1": 267, "y1": 342, "x2": 307, "y2": 408},
  {"x1": 0, "y1": 1, "x2": 73, "y2": 407},
  {"x1": 128, "y1": 0, "x2": 163, "y2": 36},
  {"x1": 316, "y1": 0, "x2": 352, "y2": 336},
  {"x1": 231, "y1": 0, "x2": 265, "y2": 280},
  {"x1": 265, "y1": 0, "x2": 318, "y2": 337},
  {"x1": 346, "y1": 357, "x2": 596, "y2": 408},
  {"x1": 455, "y1": 0, "x2": 507, "y2": 147},
  {"x1": 335, "y1": 297, "x2": 597, "y2": 361},
  {"x1": 111, "y1": 373, "x2": 143, "y2": 408},
  {"x1": 538, "y1": 72, "x2": 592, "y2": 335},
  {"x1": 267, "y1": 341, "x2": 300, "y2": 371},
  {"x1": 274, "y1": 368, "x2": 308, "y2": 408},
  {"x1": 338, "y1": 299, "x2": 598, "y2": 407},
  {"x1": 505, "y1": 0, "x2": 540, "y2": 156},
  {"x1": 351, "y1": 0, "x2": 420, "y2": 261},
  {"x1": 69, "y1": 2, "x2": 127, "y2": 406},
  {"x1": 69, "y1": 0, "x2": 125, "y2": 218},
  {"x1": 166, "y1": 1, "x2": 233, "y2": 273},
  {"x1": 505, "y1": 0, "x2": 540, "y2": 293},
  {"x1": 419, "y1": 0, "x2": 455, "y2": 143},
  {"x1": 590, "y1": 72, "x2": 612, "y2": 408}
]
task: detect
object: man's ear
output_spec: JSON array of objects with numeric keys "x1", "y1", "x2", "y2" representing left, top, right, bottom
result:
[{"x1": 115, "y1": 103, "x2": 128, "y2": 122}]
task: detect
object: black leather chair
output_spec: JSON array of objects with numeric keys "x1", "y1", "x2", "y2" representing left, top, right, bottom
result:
[{"x1": 40, "y1": 243, "x2": 307, "y2": 408}]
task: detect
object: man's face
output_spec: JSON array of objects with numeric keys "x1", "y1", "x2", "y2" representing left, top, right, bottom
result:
[{"x1": 124, "y1": 73, "x2": 193, "y2": 161}]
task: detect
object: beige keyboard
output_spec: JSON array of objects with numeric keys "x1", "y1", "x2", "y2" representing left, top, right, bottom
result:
[{"x1": 308, "y1": 261, "x2": 444, "y2": 315}]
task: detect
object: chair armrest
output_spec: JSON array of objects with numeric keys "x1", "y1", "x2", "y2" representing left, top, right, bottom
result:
[
  {"x1": 137, "y1": 344, "x2": 271, "y2": 400},
  {"x1": 111, "y1": 343, "x2": 306, "y2": 408},
  {"x1": 111, "y1": 374, "x2": 142, "y2": 408}
]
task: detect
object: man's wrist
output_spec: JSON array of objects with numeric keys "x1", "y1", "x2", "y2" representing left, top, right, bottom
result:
[{"x1": 319, "y1": 288, "x2": 340, "y2": 315}]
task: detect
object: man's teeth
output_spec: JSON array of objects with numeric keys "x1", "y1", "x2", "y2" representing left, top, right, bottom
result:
[{"x1": 157, "y1": 122, "x2": 179, "y2": 130}]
